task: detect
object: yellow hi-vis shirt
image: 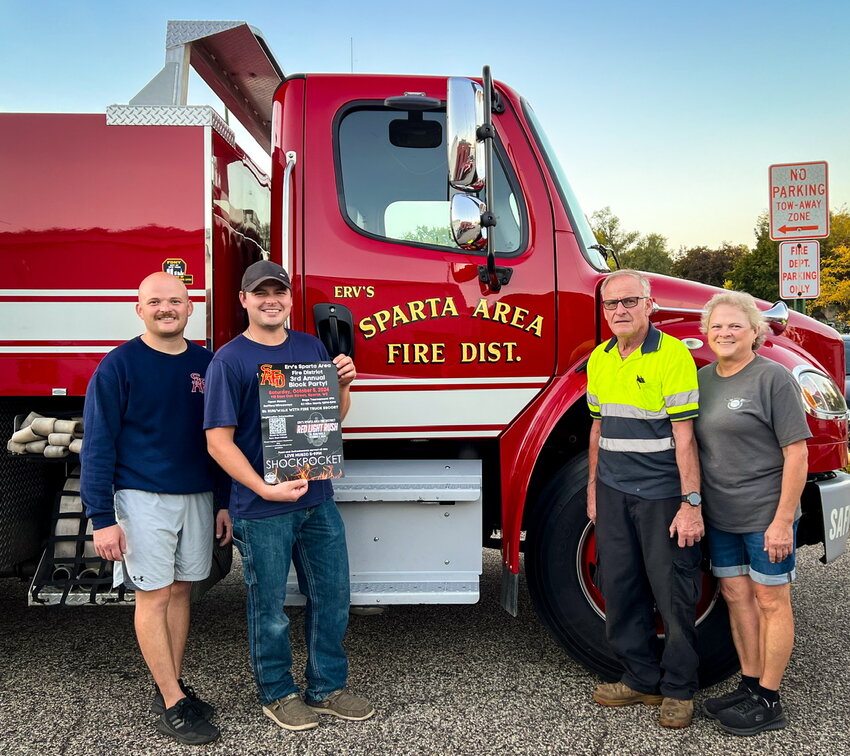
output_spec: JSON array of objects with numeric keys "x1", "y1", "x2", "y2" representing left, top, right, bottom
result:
[{"x1": 586, "y1": 323, "x2": 699, "y2": 500}]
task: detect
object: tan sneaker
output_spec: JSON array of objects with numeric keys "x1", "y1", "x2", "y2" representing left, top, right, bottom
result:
[
  {"x1": 660, "y1": 697, "x2": 694, "y2": 728},
  {"x1": 263, "y1": 693, "x2": 319, "y2": 731},
  {"x1": 306, "y1": 688, "x2": 375, "y2": 720},
  {"x1": 592, "y1": 681, "x2": 663, "y2": 707}
]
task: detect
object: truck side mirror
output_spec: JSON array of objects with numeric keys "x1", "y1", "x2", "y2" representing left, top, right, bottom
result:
[
  {"x1": 764, "y1": 301, "x2": 789, "y2": 334},
  {"x1": 446, "y1": 77, "x2": 486, "y2": 193},
  {"x1": 450, "y1": 194, "x2": 487, "y2": 251}
]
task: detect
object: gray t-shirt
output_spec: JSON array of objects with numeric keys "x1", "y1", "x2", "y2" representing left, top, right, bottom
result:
[{"x1": 694, "y1": 355, "x2": 811, "y2": 533}]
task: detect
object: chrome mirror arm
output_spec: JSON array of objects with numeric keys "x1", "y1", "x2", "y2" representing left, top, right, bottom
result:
[{"x1": 480, "y1": 66, "x2": 500, "y2": 293}]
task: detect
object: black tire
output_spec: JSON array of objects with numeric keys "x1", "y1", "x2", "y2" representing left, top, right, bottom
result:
[{"x1": 525, "y1": 453, "x2": 739, "y2": 688}]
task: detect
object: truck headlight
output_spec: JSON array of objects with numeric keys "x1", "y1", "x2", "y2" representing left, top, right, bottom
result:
[{"x1": 791, "y1": 366, "x2": 848, "y2": 421}]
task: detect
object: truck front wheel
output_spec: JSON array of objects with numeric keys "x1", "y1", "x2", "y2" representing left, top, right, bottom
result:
[{"x1": 525, "y1": 453, "x2": 739, "y2": 687}]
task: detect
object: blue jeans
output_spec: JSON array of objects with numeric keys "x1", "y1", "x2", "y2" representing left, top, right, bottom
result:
[{"x1": 232, "y1": 497, "x2": 350, "y2": 705}]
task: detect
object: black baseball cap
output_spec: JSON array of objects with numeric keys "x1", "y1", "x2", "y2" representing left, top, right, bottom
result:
[{"x1": 241, "y1": 260, "x2": 292, "y2": 292}]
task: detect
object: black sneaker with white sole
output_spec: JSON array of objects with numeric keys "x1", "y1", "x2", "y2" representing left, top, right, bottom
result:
[
  {"x1": 155, "y1": 697, "x2": 220, "y2": 745},
  {"x1": 703, "y1": 682, "x2": 753, "y2": 719},
  {"x1": 151, "y1": 679, "x2": 215, "y2": 720},
  {"x1": 716, "y1": 693, "x2": 788, "y2": 736}
]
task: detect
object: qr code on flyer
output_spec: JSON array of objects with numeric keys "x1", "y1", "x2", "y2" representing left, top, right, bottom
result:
[{"x1": 268, "y1": 416, "x2": 287, "y2": 438}]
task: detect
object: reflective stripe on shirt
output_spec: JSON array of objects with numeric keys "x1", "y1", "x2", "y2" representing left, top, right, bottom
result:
[
  {"x1": 664, "y1": 389, "x2": 699, "y2": 409},
  {"x1": 599, "y1": 436, "x2": 675, "y2": 453},
  {"x1": 600, "y1": 403, "x2": 669, "y2": 420}
]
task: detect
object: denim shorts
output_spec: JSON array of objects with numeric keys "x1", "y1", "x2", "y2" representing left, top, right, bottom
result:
[{"x1": 707, "y1": 521, "x2": 799, "y2": 586}]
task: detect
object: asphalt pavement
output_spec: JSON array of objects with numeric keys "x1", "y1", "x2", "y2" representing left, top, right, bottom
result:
[{"x1": 1, "y1": 545, "x2": 848, "y2": 756}]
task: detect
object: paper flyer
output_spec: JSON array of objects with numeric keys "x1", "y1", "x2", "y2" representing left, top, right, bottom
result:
[{"x1": 257, "y1": 362, "x2": 344, "y2": 482}]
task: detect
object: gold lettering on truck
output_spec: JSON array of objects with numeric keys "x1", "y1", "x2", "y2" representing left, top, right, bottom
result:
[
  {"x1": 359, "y1": 297, "x2": 460, "y2": 339},
  {"x1": 355, "y1": 296, "x2": 545, "y2": 363},
  {"x1": 333, "y1": 285, "x2": 375, "y2": 298},
  {"x1": 470, "y1": 299, "x2": 542, "y2": 336}
]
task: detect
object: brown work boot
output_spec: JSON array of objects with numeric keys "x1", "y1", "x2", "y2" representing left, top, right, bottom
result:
[
  {"x1": 592, "y1": 681, "x2": 663, "y2": 707},
  {"x1": 659, "y1": 697, "x2": 694, "y2": 728}
]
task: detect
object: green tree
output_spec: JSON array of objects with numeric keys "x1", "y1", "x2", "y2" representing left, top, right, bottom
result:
[
  {"x1": 808, "y1": 243, "x2": 850, "y2": 322},
  {"x1": 401, "y1": 224, "x2": 455, "y2": 246},
  {"x1": 671, "y1": 242, "x2": 747, "y2": 288},
  {"x1": 619, "y1": 233, "x2": 673, "y2": 275},
  {"x1": 727, "y1": 209, "x2": 850, "y2": 309},
  {"x1": 590, "y1": 207, "x2": 640, "y2": 258},
  {"x1": 807, "y1": 209, "x2": 850, "y2": 322},
  {"x1": 726, "y1": 213, "x2": 780, "y2": 301},
  {"x1": 820, "y1": 207, "x2": 850, "y2": 258}
]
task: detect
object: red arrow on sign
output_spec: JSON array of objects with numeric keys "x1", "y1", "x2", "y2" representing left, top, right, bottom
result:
[{"x1": 779, "y1": 224, "x2": 820, "y2": 233}]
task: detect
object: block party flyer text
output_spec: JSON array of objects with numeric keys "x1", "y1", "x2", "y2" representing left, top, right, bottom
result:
[{"x1": 258, "y1": 362, "x2": 344, "y2": 482}]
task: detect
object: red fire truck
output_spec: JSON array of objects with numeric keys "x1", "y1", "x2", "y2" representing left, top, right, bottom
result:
[{"x1": 2, "y1": 21, "x2": 848, "y2": 686}]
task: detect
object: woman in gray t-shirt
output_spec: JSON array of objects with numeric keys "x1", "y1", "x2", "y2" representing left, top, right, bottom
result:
[{"x1": 694, "y1": 291, "x2": 810, "y2": 736}]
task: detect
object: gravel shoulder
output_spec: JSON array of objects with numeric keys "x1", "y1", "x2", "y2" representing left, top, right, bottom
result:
[{"x1": 1, "y1": 546, "x2": 848, "y2": 755}]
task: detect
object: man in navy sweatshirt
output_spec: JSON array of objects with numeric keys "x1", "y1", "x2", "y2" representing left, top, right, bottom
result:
[{"x1": 81, "y1": 272, "x2": 222, "y2": 746}]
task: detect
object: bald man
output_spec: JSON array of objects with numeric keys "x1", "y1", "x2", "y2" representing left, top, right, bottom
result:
[{"x1": 81, "y1": 273, "x2": 222, "y2": 745}]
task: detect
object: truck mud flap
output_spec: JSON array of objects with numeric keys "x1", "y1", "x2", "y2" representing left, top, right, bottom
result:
[
  {"x1": 190, "y1": 541, "x2": 233, "y2": 603},
  {"x1": 816, "y1": 471, "x2": 850, "y2": 563}
]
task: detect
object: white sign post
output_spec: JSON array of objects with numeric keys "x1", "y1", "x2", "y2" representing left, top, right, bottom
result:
[
  {"x1": 769, "y1": 161, "x2": 829, "y2": 241},
  {"x1": 779, "y1": 240, "x2": 820, "y2": 299}
]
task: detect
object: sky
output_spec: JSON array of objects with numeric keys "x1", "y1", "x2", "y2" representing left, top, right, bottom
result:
[{"x1": 3, "y1": 0, "x2": 848, "y2": 252}]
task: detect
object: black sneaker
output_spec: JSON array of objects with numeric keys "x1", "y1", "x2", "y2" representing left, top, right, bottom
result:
[
  {"x1": 716, "y1": 694, "x2": 788, "y2": 736},
  {"x1": 151, "y1": 679, "x2": 215, "y2": 720},
  {"x1": 156, "y1": 697, "x2": 219, "y2": 745},
  {"x1": 703, "y1": 682, "x2": 752, "y2": 719}
]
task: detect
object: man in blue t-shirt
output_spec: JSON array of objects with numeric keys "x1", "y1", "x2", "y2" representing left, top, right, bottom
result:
[
  {"x1": 205, "y1": 260, "x2": 374, "y2": 732},
  {"x1": 81, "y1": 272, "x2": 221, "y2": 745}
]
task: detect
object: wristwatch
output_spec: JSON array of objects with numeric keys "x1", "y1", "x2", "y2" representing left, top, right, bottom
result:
[{"x1": 681, "y1": 492, "x2": 702, "y2": 507}]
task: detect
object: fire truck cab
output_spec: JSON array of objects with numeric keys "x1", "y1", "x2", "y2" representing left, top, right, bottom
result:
[{"x1": 2, "y1": 21, "x2": 848, "y2": 688}]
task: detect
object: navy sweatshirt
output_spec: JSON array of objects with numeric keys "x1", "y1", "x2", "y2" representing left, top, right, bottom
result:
[{"x1": 81, "y1": 337, "x2": 215, "y2": 529}]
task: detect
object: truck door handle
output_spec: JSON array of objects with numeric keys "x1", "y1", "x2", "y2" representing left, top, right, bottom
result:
[{"x1": 313, "y1": 303, "x2": 355, "y2": 358}]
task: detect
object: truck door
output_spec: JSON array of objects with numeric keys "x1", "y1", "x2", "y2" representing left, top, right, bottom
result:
[{"x1": 296, "y1": 75, "x2": 557, "y2": 441}]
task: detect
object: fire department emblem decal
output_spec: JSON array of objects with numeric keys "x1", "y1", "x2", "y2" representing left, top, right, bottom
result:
[{"x1": 162, "y1": 257, "x2": 194, "y2": 285}]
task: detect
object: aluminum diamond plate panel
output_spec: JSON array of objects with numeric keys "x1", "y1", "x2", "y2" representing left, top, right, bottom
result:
[
  {"x1": 106, "y1": 105, "x2": 235, "y2": 147},
  {"x1": 165, "y1": 20, "x2": 248, "y2": 48}
]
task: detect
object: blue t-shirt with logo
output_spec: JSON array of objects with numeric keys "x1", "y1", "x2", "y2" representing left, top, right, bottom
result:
[{"x1": 203, "y1": 331, "x2": 334, "y2": 519}]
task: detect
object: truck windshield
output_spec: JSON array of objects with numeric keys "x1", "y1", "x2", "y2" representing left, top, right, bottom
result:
[{"x1": 521, "y1": 99, "x2": 609, "y2": 271}]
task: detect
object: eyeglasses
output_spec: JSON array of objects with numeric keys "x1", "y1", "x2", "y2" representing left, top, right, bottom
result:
[{"x1": 602, "y1": 296, "x2": 648, "y2": 311}]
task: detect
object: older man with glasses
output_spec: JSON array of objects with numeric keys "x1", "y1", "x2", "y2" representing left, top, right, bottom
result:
[{"x1": 585, "y1": 269, "x2": 704, "y2": 728}]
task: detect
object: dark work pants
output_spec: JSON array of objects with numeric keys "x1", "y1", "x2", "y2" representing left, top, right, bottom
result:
[{"x1": 595, "y1": 481, "x2": 701, "y2": 700}]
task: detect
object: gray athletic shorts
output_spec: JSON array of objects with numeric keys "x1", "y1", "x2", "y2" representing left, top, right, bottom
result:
[{"x1": 113, "y1": 489, "x2": 214, "y2": 591}]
